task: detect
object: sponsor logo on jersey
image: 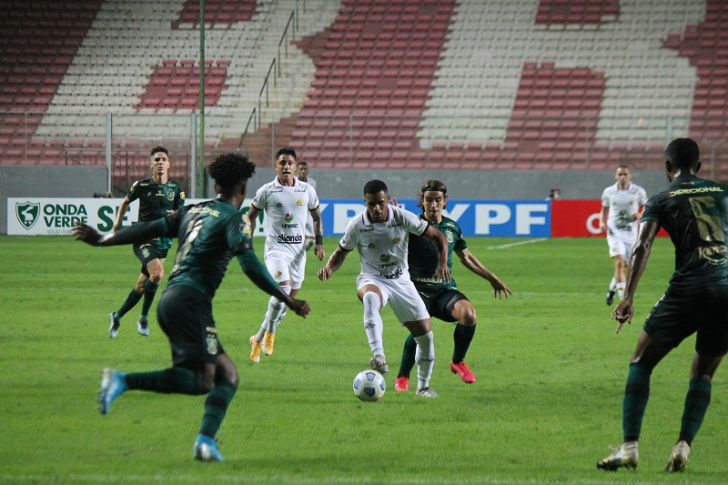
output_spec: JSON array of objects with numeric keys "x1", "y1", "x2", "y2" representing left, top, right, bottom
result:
[
  {"x1": 285, "y1": 213, "x2": 295, "y2": 222},
  {"x1": 282, "y1": 213, "x2": 298, "y2": 228},
  {"x1": 166, "y1": 188, "x2": 175, "y2": 201},
  {"x1": 297, "y1": 199, "x2": 305, "y2": 205},
  {"x1": 445, "y1": 230, "x2": 454, "y2": 243},
  {"x1": 277, "y1": 234, "x2": 303, "y2": 244},
  {"x1": 670, "y1": 187, "x2": 723, "y2": 197},
  {"x1": 360, "y1": 227, "x2": 374, "y2": 233},
  {"x1": 697, "y1": 244, "x2": 728, "y2": 265},
  {"x1": 380, "y1": 253, "x2": 390, "y2": 261},
  {"x1": 380, "y1": 268, "x2": 404, "y2": 279},
  {"x1": 392, "y1": 237, "x2": 402, "y2": 244},
  {"x1": 15, "y1": 201, "x2": 40, "y2": 230},
  {"x1": 274, "y1": 271, "x2": 283, "y2": 277}
]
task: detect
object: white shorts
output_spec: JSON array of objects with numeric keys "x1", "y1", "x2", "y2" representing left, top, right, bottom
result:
[
  {"x1": 356, "y1": 274, "x2": 430, "y2": 324},
  {"x1": 264, "y1": 250, "x2": 306, "y2": 289},
  {"x1": 607, "y1": 234, "x2": 635, "y2": 260}
]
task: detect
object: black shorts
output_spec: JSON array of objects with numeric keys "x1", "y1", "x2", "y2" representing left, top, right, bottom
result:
[
  {"x1": 416, "y1": 287, "x2": 469, "y2": 323},
  {"x1": 133, "y1": 241, "x2": 168, "y2": 277},
  {"x1": 644, "y1": 286, "x2": 728, "y2": 356},
  {"x1": 156, "y1": 285, "x2": 225, "y2": 367}
]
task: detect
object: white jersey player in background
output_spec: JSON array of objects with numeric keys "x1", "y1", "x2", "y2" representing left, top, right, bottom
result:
[
  {"x1": 247, "y1": 148, "x2": 325, "y2": 362},
  {"x1": 599, "y1": 165, "x2": 648, "y2": 305},
  {"x1": 318, "y1": 179, "x2": 450, "y2": 398},
  {"x1": 296, "y1": 160, "x2": 317, "y2": 251}
]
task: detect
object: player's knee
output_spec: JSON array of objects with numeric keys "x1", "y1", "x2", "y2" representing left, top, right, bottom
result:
[
  {"x1": 149, "y1": 272, "x2": 163, "y2": 285},
  {"x1": 362, "y1": 291, "x2": 380, "y2": 310}
]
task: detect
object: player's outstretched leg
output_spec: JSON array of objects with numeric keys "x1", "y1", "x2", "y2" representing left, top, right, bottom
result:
[
  {"x1": 597, "y1": 442, "x2": 639, "y2": 471},
  {"x1": 98, "y1": 368, "x2": 127, "y2": 415}
]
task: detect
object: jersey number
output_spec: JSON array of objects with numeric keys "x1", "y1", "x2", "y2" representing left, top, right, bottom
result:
[
  {"x1": 171, "y1": 219, "x2": 204, "y2": 274},
  {"x1": 689, "y1": 196, "x2": 724, "y2": 243}
]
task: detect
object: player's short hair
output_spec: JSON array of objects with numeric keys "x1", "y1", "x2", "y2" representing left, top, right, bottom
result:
[
  {"x1": 364, "y1": 179, "x2": 388, "y2": 195},
  {"x1": 665, "y1": 138, "x2": 700, "y2": 171},
  {"x1": 617, "y1": 164, "x2": 630, "y2": 171},
  {"x1": 275, "y1": 147, "x2": 297, "y2": 160},
  {"x1": 150, "y1": 146, "x2": 169, "y2": 157},
  {"x1": 208, "y1": 153, "x2": 256, "y2": 190},
  {"x1": 297, "y1": 160, "x2": 309, "y2": 168}
]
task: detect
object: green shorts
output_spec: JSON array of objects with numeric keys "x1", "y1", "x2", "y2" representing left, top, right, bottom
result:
[
  {"x1": 156, "y1": 284, "x2": 225, "y2": 367},
  {"x1": 415, "y1": 287, "x2": 468, "y2": 323},
  {"x1": 133, "y1": 241, "x2": 168, "y2": 276},
  {"x1": 644, "y1": 285, "x2": 728, "y2": 356}
]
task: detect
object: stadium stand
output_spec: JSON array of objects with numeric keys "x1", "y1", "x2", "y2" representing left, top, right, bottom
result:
[{"x1": 2, "y1": 0, "x2": 728, "y2": 183}]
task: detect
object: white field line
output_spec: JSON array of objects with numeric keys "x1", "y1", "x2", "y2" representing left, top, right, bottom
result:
[{"x1": 486, "y1": 238, "x2": 549, "y2": 250}]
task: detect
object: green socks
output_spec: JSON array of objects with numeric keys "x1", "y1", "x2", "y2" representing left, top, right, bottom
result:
[
  {"x1": 453, "y1": 323, "x2": 476, "y2": 364},
  {"x1": 121, "y1": 370, "x2": 239, "y2": 440},
  {"x1": 125, "y1": 367, "x2": 204, "y2": 395},
  {"x1": 199, "y1": 380, "x2": 238, "y2": 439},
  {"x1": 678, "y1": 377, "x2": 712, "y2": 446},
  {"x1": 140, "y1": 280, "x2": 159, "y2": 320},
  {"x1": 622, "y1": 363, "x2": 652, "y2": 442},
  {"x1": 115, "y1": 288, "x2": 143, "y2": 320},
  {"x1": 397, "y1": 333, "x2": 417, "y2": 378}
]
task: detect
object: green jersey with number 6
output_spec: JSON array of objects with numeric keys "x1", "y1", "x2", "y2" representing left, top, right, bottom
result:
[{"x1": 641, "y1": 175, "x2": 728, "y2": 291}]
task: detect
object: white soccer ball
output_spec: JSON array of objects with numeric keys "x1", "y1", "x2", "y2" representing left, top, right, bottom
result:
[{"x1": 353, "y1": 370, "x2": 386, "y2": 402}]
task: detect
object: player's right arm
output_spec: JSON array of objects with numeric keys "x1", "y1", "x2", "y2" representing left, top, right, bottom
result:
[
  {"x1": 246, "y1": 204, "x2": 261, "y2": 234},
  {"x1": 74, "y1": 218, "x2": 171, "y2": 247},
  {"x1": 318, "y1": 245, "x2": 350, "y2": 280},
  {"x1": 612, "y1": 219, "x2": 660, "y2": 332},
  {"x1": 599, "y1": 205, "x2": 609, "y2": 232},
  {"x1": 113, "y1": 195, "x2": 133, "y2": 232}
]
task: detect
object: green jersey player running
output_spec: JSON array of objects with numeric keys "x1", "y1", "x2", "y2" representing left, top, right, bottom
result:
[
  {"x1": 109, "y1": 146, "x2": 185, "y2": 337},
  {"x1": 395, "y1": 180, "x2": 512, "y2": 391},
  {"x1": 598, "y1": 138, "x2": 728, "y2": 473},
  {"x1": 73, "y1": 153, "x2": 310, "y2": 462}
]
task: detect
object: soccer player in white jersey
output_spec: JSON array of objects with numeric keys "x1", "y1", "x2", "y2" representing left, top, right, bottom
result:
[
  {"x1": 247, "y1": 148, "x2": 325, "y2": 362},
  {"x1": 296, "y1": 160, "x2": 317, "y2": 251},
  {"x1": 318, "y1": 180, "x2": 450, "y2": 398},
  {"x1": 599, "y1": 165, "x2": 648, "y2": 305}
]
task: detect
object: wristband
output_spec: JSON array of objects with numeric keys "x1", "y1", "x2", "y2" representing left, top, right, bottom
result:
[{"x1": 315, "y1": 235, "x2": 323, "y2": 245}]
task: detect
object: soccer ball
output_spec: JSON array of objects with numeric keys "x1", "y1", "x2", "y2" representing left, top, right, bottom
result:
[{"x1": 353, "y1": 370, "x2": 386, "y2": 402}]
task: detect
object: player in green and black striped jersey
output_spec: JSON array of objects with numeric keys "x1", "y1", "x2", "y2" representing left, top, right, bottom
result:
[
  {"x1": 395, "y1": 180, "x2": 511, "y2": 391},
  {"x1": 109, "y1": 146, "x2": 185, "y2": 338},
  {"x1": 73, "y1": 153, "x2": 310, "y2": 462},
  {"x1": 598, "y1": 138, "x2": 728, "y2": 473}
]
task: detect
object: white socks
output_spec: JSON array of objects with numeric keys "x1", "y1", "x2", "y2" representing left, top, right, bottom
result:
[
  {"x1": 256, "y1": 285, "x2": 290, "y2": 341},
  {"x1": 609, "y1": 277, "x2": 617, "y2": 291},
  {"x1": 362, "y1": 292, "x2": 384, "y2": 357},
  {"x1": 616, "y1": 282, "x2": 626, "y2": 300},
  {"x1": 414, "y1": 331, "x2": 435, "y2": 391}
]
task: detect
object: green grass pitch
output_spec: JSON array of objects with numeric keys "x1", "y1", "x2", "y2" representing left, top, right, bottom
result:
[{"x1": 0, "y1": 235, "x2": 725, "y2": 484}]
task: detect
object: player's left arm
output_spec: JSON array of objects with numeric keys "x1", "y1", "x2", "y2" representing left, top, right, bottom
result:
[
  {"x1": 456, "y1": 248, "x2": 512, "y2": 299},
  {"x1": 612, "y1": 219, "x2": 660, "y2": 332},
  {"x1": 310, "y1": 206, "x2": 325, "y2": 261},
  {"x1": 421, "y1": 225, "x2": 451, "y2": 283}
]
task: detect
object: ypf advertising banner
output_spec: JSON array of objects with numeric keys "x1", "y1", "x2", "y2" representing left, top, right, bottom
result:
[{"x1": 8, "y1": 198, "x2": 551, "y2": 237}]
